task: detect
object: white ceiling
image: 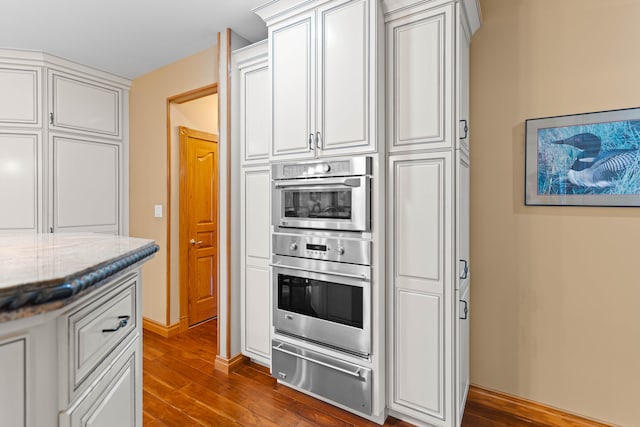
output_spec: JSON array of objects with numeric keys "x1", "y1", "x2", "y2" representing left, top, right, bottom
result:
[{"x1": 0, "y1": 0, "x2": 268, "y2": 79}]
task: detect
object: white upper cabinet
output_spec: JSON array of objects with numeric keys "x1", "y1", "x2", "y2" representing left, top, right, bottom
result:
[
  {"x1": 0, "y1": 132, "x2": 41, "y2": 232},
  {"x1": 0, "y1": 65, "x2": 41, "y2": 127},
  {"x1": 270, "y1": 11, "x2": 316, "y2": 159},
  {"x1": 458, "y1": 17, "x2": 471, "y2": 152},
  {"x1": 265, "y1": 0, "x2": 376, "y2": 160},
  {"x1": 49, "y1": 70, "x2": 122, "y2": 139},
  {"x1": 387, "y1": 3, "x2": 453, "y2": 153},
  {"x1": 0, "y1": 50, "x2": 129, "y2": 235},
  {"x1": 236, "y1": 41, "x2": 270, "y2": 165}
]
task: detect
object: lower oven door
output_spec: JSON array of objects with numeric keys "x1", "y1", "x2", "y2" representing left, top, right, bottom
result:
[
  {"x1": 272, "y1": 257, "x2": 371, "y2": 356},
  {"x1": 272, "y1": 339, "x2": 372, "y2": 415}
]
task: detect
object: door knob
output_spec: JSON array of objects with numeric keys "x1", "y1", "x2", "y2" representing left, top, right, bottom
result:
[{"x1": 190, "y1": 239, "x2": 203, "y2": 246}]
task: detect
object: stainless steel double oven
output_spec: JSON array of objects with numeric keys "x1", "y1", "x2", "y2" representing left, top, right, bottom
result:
[{"x1": 270, "y1": 156, "x2": 373, "y2": 414}]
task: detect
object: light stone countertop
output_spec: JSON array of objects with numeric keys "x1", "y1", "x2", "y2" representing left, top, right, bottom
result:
[{"x1": 0, "y1": 233, "x2": 158, "y2": 319}]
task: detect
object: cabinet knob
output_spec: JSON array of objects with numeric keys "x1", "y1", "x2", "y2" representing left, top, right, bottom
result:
[
  {"x1": 290, "y1": 242, "x2": 298, "y2": 251},
  {"x1": 336, "y1": 247, "x2": 345, "y2": 255}
]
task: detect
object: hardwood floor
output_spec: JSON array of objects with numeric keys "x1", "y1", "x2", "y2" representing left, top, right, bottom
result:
[{"x1": 142, "y1": 320, "x2": 544, "y2": 426}]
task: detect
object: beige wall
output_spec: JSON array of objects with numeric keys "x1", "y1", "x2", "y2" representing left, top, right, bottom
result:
[
  {"x1": 470, "y1": 0, "x2": 640, "y2": 424},
  {"x1": 169, "y1": 95, "x2": 218, "y2": 324},
  {"x1": 130, "y1": 46, "x2": 218, "y2": 324}
]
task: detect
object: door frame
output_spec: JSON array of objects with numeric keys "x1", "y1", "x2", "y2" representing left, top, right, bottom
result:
[{"x1": 165, "y1": 83, "x2": 218, "y2": 334}]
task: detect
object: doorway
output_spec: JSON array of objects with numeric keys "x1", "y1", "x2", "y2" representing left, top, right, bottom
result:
[{"x1": 166, "y1": 84, "x2": 219, "y2": 335}]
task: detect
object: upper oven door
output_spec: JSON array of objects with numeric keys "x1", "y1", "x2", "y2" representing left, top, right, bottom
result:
[{"x1": 272, "y1": 176, "x2": 370, "y2": 231}]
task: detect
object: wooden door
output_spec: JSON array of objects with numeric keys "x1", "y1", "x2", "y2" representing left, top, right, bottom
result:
[{"x1": 180, "y1": 127, "x2": 219, "y2": 326}]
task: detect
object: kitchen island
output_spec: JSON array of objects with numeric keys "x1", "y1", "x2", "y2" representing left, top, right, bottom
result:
[{"x1": 0, "y1": 233, "x2": 158, "y2": 427}]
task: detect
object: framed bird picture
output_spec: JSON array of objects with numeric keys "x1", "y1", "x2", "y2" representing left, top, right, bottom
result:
[{"x1": 525, "y1": 107, "x2": 640, "y2": 206}]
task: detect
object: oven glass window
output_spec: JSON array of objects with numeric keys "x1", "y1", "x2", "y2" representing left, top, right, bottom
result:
[
  {"x1": 277, "y1": 274, "x2": 363, "y2": 329},
  {"x1": 283, "y1": 189, "x2": 352, "y2": 220}
]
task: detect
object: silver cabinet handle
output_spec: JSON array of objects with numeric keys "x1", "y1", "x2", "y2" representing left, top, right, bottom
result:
[
  {"x1": 316, "y1": 131, "x2": 322, "y2": 149},
  {"x1": 272, "y1": 343, "x2": 365, "y2": 380},
  {"x1": 459, "y1": 300, "x2": 469, "y2": 320},
  {"x1": 308, "y1": 133, "x2": 314, "y2": 150},
  {"x1": 460, "y1": 120, "x2": 469, "y2": 139},
  {"x1": 460, "y1": 259, "x2": 469, "y2": 279},
  {"x1": 102, "y1": 315, "x2": 130, "y2": 333},
  {"x1": 270, "y1": 261, "x2": 369, "y2": 281},
  {"x1": 189, "y1": 239, "x2": 203, "y2": 246},
  {"x1": 274, "y1": 177, "x2": 361, "y2": 190}
]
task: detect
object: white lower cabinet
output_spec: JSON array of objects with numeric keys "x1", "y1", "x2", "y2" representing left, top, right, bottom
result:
[
  {"x1": 456, "y1": 281, "x2": 470, "y2": 424},
  {"x1": 50, "y1": 134, "x2": 121, "y2": 234},
  {"x1": 60, "y1": 341, "x2": 139, "y2": 427},
  {"x1": 395, "y1": 290, "x2": 443, "y2": 417},
  {"x1": 0, "y1": 131, "x2": 41, "y2": 232},
  {"x1": 388, "y1": 152, "x2": 453, "y2": 424},
  {"x1": 0, "y1": 270, "x2": 142, "y2": 427},
  {"x1": 240, "y1": 167, "x2": 271, "y2": 365},
  {"x1": 0, "y1": 337, "x2": 26, "y2": 426}
]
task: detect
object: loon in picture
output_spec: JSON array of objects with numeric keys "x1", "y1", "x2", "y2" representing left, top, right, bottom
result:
[{"x1": 553, "y1": 132, "x2": 639, "y2": 188}]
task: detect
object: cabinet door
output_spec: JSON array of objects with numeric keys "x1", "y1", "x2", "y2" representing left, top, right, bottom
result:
[
  {"x1": 49, "y1": 71, "x2": 122, "y2": 139},
  {"x1": 241, "y1": 168, "x2": 271, "y2": 364},
  {"x1": 316, "y1": 0, "x2": 372, "y2": 155},
  {"x1": 61, "y1": 342, "x2": 139, "y2": 427},
  {"x1": 0, "y1": 132, "x2": 41, "y2": 232},
  {"x1": 388, "y1": 152, "x2": 452, "y2": 421},
  {"x1": 0, "y1": 337, "x2": 26, "y2": 427},
  {"x1": 50, "y1": 135, "x2": 120, "y2": 234},
  {"x1": 241, "y1": 62, "x2": 270, "y2": 164},
  {"x1": 270, "y1": 12, "x2": 316, "y2": 159},
  {"x1": 457, "y1": 150, "x2": 470, "y2": 291},
  {"x1": 456, "y1": 282, "x2": 470, "y2": 424},
  {"x1": 0, "y1": 66, "x2": 41, "y2": 127},
  {"x1": 387, "y1": 4, "x2": 453, "y2": 153},
  {"x1": 457, "y1": 22, "x2": 470, "y2": 152}
]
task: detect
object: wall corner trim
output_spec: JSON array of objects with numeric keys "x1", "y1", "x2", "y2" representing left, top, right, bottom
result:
[
  {"x1": 142, "y1": 317, "x2": 180, "y2": 338},
  {"x1": 214, "y1": 354, "x2": 249, "y2": 375}
]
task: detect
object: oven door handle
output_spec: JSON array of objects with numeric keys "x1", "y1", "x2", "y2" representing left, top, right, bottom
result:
[
  {"x1": 270, "y1": 262, "x2": 369, "y2": 281},
  {"x1": 272, "y1": 343, "x2": 365, "y2": 380},
  {"x1": 274, "y1": 177, "x2": 361, "y2": 189}
]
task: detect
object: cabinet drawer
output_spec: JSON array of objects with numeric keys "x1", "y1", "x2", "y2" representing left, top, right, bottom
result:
[
  {"x1": 60, "y1": 338, "x2": 139, "y2": 427},
  {"x1": 65, "y1": 274, "x2": 137, "y2": 398}
]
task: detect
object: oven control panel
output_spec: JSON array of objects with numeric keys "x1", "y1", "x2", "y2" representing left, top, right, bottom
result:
[{"x1": 273, "y1": 233, "x2": 371, "y2": 266}]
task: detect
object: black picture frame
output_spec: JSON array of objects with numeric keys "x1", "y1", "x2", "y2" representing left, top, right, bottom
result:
[{"x1": 525, "y1": 107, "x2": 640, "y2": 206}]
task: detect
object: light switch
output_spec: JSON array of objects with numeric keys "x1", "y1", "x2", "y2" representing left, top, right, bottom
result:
[{"x1": 154, "y1": 204, "x2": 163, "y2": 218}]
